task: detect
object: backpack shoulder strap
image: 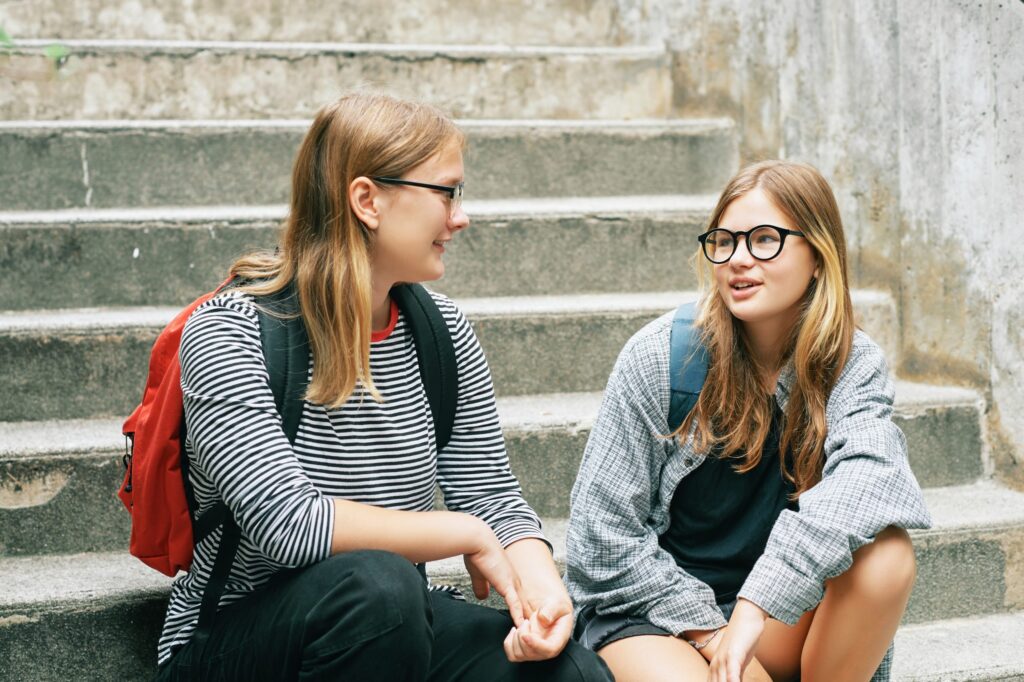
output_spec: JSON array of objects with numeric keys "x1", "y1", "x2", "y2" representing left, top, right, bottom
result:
[
  {"x1": 193, "y1": 281, "x2": 309, "y2": 657},
  {"x1": 668, "y1": 301, "x2": 709, "y2": 432},
  {"x1": 391, "y1": 283, "x2": 458, "y2": 452},
  {"x1": 254, "y1": 282, "x2": 309, "y2": 444}
]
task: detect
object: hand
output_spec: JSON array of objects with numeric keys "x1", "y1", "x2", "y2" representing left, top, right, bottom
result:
[
  {"x1": 463, "y1": 529, "x2": 525, "y2": 626},
  {"x1": 503, "y1": 598, "x2": 574, "y2": 662},
  {"x1": 707, "y1": 600, "x2": 768, "y2": 682},
  {"x1": 502, "y1": 537, "x2": 574, "y2": 661}
]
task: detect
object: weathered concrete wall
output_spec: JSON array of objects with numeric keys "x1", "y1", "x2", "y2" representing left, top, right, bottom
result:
[{"x1": 614, "y1": 0, "x2": 1024, "y2": 480}]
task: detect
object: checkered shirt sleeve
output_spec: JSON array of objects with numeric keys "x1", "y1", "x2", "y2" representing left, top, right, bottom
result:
[
  {"x1": 566, "y1": 314, "x2": 729, "y2": 634},
  {"x1": 738, "y1": 333, "x2": 932, "y2": 621}
]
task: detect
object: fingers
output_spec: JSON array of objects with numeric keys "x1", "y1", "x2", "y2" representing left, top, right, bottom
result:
[
  {"x1": 503, "y1": 612, "x2": 573, "y2": 662},
  {"x1": 503, "y1": 619, "x2": 530, "y2": 661},
  {"x1": 503, "y1": 582, "x2": 525, "y2": 626},
  {"x1": 463, "y1": 557, "x2": 492, "y2": 600},
  {"x1": 537, "y1": 599, "x2": 572, "y2": 627},
  {"x1": 707, "y1": 654, "x2": 745, "y2": 682},
  {"x1": 471, "y1": 575, "x2": 490, "y2": 600}
]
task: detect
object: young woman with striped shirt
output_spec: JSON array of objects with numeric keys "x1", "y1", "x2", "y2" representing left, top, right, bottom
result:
[{"x1": 155, "y1": 92, "x2": 610, "y2": 682}]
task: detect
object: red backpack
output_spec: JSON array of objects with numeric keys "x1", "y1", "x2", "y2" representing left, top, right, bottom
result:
[
  {"x1": 118, "y1": 280, "x2": 457, "y2": 578},
  {"x1": 118, "y1": 281, "x2": 228, "y2": 576}
]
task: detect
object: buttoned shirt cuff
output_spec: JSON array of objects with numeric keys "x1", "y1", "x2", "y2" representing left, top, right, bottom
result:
[{"x1": 737, "y1": 555, "x2": 823, "y2": 626}]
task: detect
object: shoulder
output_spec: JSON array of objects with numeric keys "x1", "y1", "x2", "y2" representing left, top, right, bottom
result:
[
  {"x1": 182, "y1": 289, "x2": 262, "y2": 343},
  {"x1": 838, "y1": 330, "x2": 892, "y2": 387},
  {"x1": 617, "y1": 308, "x2": 675, "y2": 378},
  {"x1": 425, "y1": 289, "x2": 462, "y2": 328},
  {"x1": 826, "y1": 329, "x2": 895, "y2": 411},
  {"x1": 424, "y1": 288, "x2": 482, "y2": 345},
  {"x1": 599, "y1": 307, "x2": 677, "y2": 411}
]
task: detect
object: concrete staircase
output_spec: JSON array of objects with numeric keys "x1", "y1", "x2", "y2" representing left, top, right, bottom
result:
[{"x1": 1, "y1": 3, "x2": 1021, "y2": 680}]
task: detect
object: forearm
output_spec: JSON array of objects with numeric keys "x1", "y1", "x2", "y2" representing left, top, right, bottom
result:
[
  {"x1": 505, "y1": 537, "x2": 566, "y2": 599},
  {"x1": 330, "y1": 498, "x2": 490, "y2": 563}
]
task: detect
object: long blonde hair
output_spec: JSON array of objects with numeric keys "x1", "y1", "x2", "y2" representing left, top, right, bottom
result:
[
  {"x1": 678, "y1": 160, "x2": 855, "y2": 496},
  {"x1": 230, "y1": 92, "x2": 465, "y2": 408}
]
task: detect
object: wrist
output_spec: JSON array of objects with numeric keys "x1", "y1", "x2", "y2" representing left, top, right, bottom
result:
[
  {"x1": 732, "y1": 598, "x2": 770, "y2": 623},
  {"x1": 452, "y1": 512, "x2": 494, "y2": 554}
]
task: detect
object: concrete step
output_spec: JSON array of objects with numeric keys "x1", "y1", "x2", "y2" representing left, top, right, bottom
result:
[
  {"x1": 0, "y1": 119, "x2": 736, "y2": 210},
  {"x1": 1, "y1": 40, "x2": 671, "y2": 120},
  {"x1": 891, "y1": 612, "x2": 1024, "y2": 681},
  {"x1": 0, "y1": 0, "x2": 631, "y2": 46},
  {"x1": 2, "y1": 482, "x2": 1023, "y2": 680},
  {"x1": 0, "y1": 197, "x2": 715, "y2": 308},
  {"x1": 0, "y1": 290, "x2": 897, "y2": 421},
  {"x1": 0, "y1": 381, "x2": 982, "y2": 556}
]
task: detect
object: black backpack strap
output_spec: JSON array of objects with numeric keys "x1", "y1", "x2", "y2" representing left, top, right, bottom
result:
[
  {"x1": 191, "y1": 515, "x2": 241, "y2": 654},
  {"x1": 255, "y1": 282, "x2": 310, "y2": 442},
  {"x1": 391, "y1": 283, "x2": 459, "y2": 452}
]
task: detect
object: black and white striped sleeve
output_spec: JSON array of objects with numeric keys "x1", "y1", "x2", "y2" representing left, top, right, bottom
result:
[
  {"x1": 179, "y1": 295, "x2": 335, "y2": 567},
  {"x1": 432, "y1": 295, "x2": 546, "y2": 548}
]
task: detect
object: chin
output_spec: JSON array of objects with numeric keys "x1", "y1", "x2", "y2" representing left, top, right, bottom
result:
[{"x1": 416, "y1": 264, "x2": 445, "y2": 283}]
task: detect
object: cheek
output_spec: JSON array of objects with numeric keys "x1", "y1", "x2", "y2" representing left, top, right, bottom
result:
[{"x1": 713, "y1": 265, "x2": 730, "y2": 290}]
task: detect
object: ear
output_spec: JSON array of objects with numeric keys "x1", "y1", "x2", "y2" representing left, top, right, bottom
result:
[{"x1": 349, "y1": 176, "x2": 382, "y2": 230}]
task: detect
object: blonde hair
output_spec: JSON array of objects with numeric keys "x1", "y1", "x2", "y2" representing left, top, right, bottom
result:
[
  {"x1": 678, "y1": 160, "x2": 855, "y2": 496},
  {"x1": 230, "y1": 92, "x2": 465, "y2": 408}
]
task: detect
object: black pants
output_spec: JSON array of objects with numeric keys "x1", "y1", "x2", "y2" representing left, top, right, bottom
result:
[{"x1": 156, "y1": 550, "x2": 613, "y2": 682}]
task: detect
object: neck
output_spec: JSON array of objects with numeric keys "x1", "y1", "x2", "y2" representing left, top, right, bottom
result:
[
  {"x1": 741, "y1": 311, "x2": 799, "y2": 381},
  {"x1": 370, "y1": 273, "x2": 393, "y2": 331}
]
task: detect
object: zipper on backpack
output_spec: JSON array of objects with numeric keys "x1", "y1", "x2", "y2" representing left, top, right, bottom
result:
[{"x1": 123, "y1": 434, "x2": 133, "y2": 493}]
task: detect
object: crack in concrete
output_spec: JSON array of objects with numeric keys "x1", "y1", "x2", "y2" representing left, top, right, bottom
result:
[{"x1": 80, "y1": 143, "x2": 93, "y2": 208}]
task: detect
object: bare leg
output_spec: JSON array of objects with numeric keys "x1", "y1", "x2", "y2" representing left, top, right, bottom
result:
[
  {"x1": 599, "y1": 634, "x2": 774, "y2": 682},
  {"x1": 799, "y1": 526, "x2": 917, "y2": 681},
  {"x1": 598, "y1": 635, "x2": 710, "y2": 682},
  {"x1": 754, "y1": 608, "x2": 815, "y2": 681},
  {"x1": 732, "y1": 527, "x2": 914, "y2": 682}
]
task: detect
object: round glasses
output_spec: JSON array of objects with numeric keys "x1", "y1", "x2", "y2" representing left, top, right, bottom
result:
[
  {"x1": 371, "y1": 177, "x2": 464, "y2": 218},
  {"x1": 697, "y1": 225, "x2": 806, "y2": 264}
]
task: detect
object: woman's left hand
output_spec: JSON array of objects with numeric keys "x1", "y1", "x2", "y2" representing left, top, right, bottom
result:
[
  {"x1": 503, "y1": 598, "x2": 574, "y2": 662},
  {"x1": 502, "y1": 538, "x2": 574, "y2": 661},
  {"x1": 707, "y1": 599, "x2": 769, "y2": 682}
]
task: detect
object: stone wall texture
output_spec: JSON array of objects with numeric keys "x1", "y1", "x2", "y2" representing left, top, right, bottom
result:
[{"x1": 612, "y1": 0, "x2": 1024, "y2": 482}]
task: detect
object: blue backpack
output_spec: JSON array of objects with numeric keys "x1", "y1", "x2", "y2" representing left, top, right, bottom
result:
[{"x1": 668, "y1": 301, "x2": 709, "y2": 431}]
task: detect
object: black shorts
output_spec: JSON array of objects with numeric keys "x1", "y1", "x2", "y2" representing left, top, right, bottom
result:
[{"x1": 574, "y1": 600, "x2": 737, "y2": 652}]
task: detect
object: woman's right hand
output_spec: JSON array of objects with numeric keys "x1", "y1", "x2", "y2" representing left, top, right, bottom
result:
[{"x1": 461, "y1": 518, "x2": 525, "y2": 625}]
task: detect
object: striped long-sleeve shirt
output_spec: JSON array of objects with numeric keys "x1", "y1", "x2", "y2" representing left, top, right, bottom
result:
[{"x1": 157, "y1": 289, "x2": 544, "y2": 664}]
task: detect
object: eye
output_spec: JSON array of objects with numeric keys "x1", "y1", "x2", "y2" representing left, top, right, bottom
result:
[
  {"x1": 710, "y1": 230, "x2": 734, "y2": 248},
  {"x1": 751, "y1": 227, "x2": 781, "y2": 244}
]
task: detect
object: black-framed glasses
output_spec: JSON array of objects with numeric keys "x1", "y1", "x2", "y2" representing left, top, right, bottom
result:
[
  {"x1": 697, "y1": 225, "x2": 806, "y2": 264},
  {"x1": 371, "y1": 177, "x2": 464, "y2": 217}
]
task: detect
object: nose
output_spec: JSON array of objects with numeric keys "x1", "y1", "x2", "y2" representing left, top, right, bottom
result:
[
  {"x1": 728, "y1": 234, "x2": 755, "y2": 267},
  {"x1": 449, "y1": 204, "x2": 470, "y2": 232}
]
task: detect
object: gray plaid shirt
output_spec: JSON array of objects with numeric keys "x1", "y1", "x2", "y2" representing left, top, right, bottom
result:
[{"x1": 566, "y1": 311, "x2": 932, "y2": 681}]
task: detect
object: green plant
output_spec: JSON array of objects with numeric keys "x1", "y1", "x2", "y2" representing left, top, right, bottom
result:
[{"x1": 0, "y1": 24, "x2": 69, "y2": 68}]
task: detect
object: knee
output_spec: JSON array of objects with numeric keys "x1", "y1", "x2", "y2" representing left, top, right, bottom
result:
[
  {"x1": 310, "y1": 549, "x2": 427, "y2": 601},
  {"x1": 840, "y1": 526, "x2": 917, "y2": 602}
]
